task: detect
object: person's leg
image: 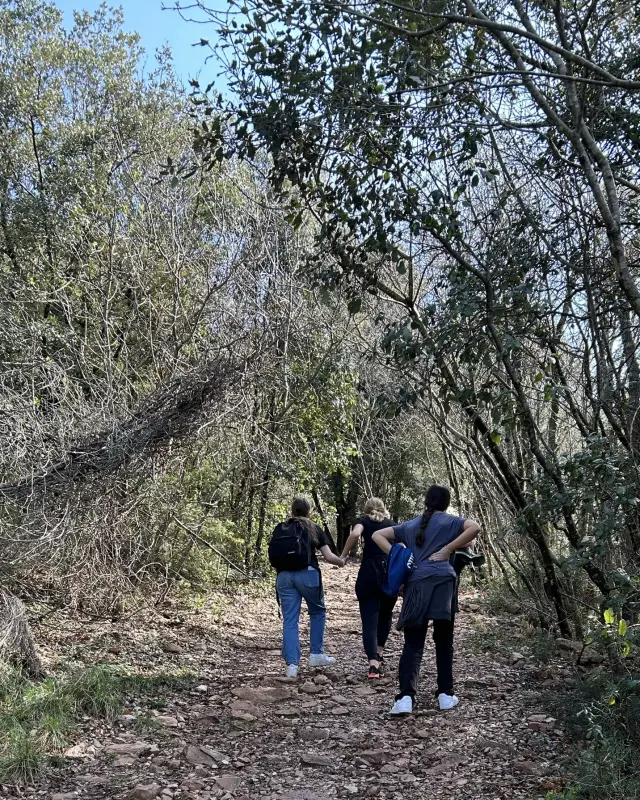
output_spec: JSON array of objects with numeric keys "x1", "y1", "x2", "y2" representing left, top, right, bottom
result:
[
  {"x1": 397, "y1": 622, "x2": 429, "y2": 700},
  {"x1": 296, "y1": 568, "x2": 327, "y2": 656},
  {"x1": 359, "y1": 597, "x2": 380, "y2": 663},
  {"x1": 433, "y1": 615, "x2": 455, "y2": 696},
  {"x1": 277, "y1": 572, "x2": 302, "y2": 667},
  {"x1": 376, "y1": 593, "x2": 397, "y2": 657},
  {"x1": 390, "y1": 622, "x2": 428, "y2": 715}
]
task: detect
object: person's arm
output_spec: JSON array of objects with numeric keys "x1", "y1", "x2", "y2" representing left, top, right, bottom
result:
[
  {"x1": 371, "y1": 526, "x2": 395, "y2": 555},
  {"x1": 428, "y1": 519, "x2": 482, "y2": 561},
  {"x1": 320, "y1": 545, "x2": 346, "y2": 566},
  {"x1": 340, "y1": 523, "x2": 364, "y2": 560}
]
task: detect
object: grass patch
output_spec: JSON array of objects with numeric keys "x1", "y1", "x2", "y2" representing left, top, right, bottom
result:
[
  {"x1": 548, "y1": 671, "x2": 640, "y2": 799},
  {"x1": 68, "y1": 664, "x2": 122, "y2": 720},
  {"x1": 0, "y1": 725, "x2": 45, "y2": 785},
  {"x1": 0, "y1": 662, "x2": 193, "y2": 784},
  {"x1": 23, "y1": 677, "x2": 74, "y2": 720}
]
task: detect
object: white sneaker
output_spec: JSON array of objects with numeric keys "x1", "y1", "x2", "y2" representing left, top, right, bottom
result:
[
  {"x1": 438, "y1": 693, "x2": 459, "y2": 710},
  {"x1": 390, "y1": 695, "x2": 413, "y2": 716},
  {"x1": 309, "y1": 653, "x2": 336, "y2": 667},
  {"x1": 285, "y1": 664, "x2": 298, "y2": 679}
]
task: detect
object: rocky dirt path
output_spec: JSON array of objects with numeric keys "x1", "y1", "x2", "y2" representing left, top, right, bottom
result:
[{"x1": 32, "y1": 565, "x2": 573, "y2": 800}]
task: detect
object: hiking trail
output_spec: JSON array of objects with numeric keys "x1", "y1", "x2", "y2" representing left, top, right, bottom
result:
[{"x1": 31, "y1": 565, "x2": 572, "y2": 800}]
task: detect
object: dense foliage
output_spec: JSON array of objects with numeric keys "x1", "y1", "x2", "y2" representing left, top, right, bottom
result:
[
  {"x1": 185, "y1": 1, "x2": 640, "y2": 794},
  {"x1": 187, "y1": 0, "x2": 640, "y2": 642},
  {"x1": 0, "y1": 0, "x2": 639, "y2": 794},
  {"x1": 0, "y1": 0, "x2": 441, "y2": 610}
]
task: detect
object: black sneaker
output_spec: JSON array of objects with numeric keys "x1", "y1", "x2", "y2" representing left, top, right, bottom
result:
[{"x1": 368, "y1": 664, "x2": 381, "y2": 679}]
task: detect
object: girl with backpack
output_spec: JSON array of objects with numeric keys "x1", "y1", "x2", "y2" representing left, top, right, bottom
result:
[
  {"x1": 269, "y1": 496, "x2": 346, "y2": 679},
  {"x1": 340, "y1": 497, "x2": 397, "y2": 679},
  {"x1": 372, "y1": 485, "x2": 481, "y2": 716}
]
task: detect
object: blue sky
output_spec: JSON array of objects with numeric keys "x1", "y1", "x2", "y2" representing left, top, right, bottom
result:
[{"x1": 56, "y1": 1, "x2": 223, "y2": 88}]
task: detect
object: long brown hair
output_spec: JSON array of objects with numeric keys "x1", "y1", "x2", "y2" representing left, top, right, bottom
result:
[
  {"x1": 291, "y1": 496, "x2": 319, "y2": 546},
  {"x1": 362, "y1": 497, "x2": 389, "y2": 522}
]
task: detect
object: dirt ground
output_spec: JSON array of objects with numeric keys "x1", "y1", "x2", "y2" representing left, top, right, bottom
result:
[{"x1": 18, "y1": 564, "x2": 574, "y2": 800}]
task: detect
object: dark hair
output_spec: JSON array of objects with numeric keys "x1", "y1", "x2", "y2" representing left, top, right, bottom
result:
[
  {"x1": 416, "y1": 485, "x2": 451, "y2": 548},
  {"x1": 291, "y1": 496, "x2": 319, "y2": 546}
]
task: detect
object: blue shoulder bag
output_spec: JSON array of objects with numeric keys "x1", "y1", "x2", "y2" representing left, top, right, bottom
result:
[{"x1": 383, "y1": 544, "x2": 415, "y2": 596}]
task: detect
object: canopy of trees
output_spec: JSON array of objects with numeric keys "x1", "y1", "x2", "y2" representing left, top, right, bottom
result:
[
  {"x1": 182, "y1": 0, "x2": 640, "y2": 638},
  {"x1": 0, "y1": 0, "x2": 445, "y2": 612},
  {"x1": 1, "y1": 1, "x2": 638, "y2": 795},
  {"x1": 1, "y1": 0, "x2": 639, "y2": 640}
]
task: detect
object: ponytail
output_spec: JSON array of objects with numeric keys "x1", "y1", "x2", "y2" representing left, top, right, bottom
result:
[
  {"x1": 416, "y1": 508, "x2": 434, "y2": 548},
  {"x1": 416, "y1": 485, "x2": 451, "y2": 548}
]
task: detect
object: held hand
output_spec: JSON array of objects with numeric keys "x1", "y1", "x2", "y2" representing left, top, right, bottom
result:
[{"x1": 428, "y1": 547, "x2": 452, "y2": 562}]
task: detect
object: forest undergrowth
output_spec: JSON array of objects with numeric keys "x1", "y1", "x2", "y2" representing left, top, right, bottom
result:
[
  {"x1": 0, "y1": 571, "x2": 637, "y2": 800},
  {"x1": 1, "y1": 1, "x2": 640, "y2": 798}
]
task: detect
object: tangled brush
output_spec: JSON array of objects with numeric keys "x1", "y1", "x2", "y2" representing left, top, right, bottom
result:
[{"x1": 0, "y1": 588, "x2": 42, "y2": 678}]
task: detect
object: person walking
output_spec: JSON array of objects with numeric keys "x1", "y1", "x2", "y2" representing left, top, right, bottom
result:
[
  {"x1": 269, "y1": 496, "x2": 346, "y2": 679},
  {"x1": 372, "y1": 485, "x2": 480, "y2": 715},
  {"x1": 341, "y1": 497, "x2": 397, "y2": 679}
]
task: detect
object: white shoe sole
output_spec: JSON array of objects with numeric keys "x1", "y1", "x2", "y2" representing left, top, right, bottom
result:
[{"x1": 390, "y1": 701, "x2": 413, "y2": 716}]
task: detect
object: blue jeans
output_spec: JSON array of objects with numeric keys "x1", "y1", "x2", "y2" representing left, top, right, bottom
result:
[{"x1": 277, "y1": 568, "x2": 326, "y2": 666}]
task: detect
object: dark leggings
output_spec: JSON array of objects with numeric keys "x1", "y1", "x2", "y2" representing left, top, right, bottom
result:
[
  {"x1": 397, "y1": 616, "x2": 455, "y2": 699},
  {"x1": 358, "y1": 594, "x2": 397, "y2": 661}
]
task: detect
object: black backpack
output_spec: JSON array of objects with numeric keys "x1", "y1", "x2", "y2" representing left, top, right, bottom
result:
[{"x1": 268, "y1": 519, "x2": 313, "y2": 572}]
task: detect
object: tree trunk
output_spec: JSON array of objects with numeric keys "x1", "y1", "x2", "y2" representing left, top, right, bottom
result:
[
  {"x1": 312, "y1": 488, "x2": 337, "y2": 553},
  {"x1": 331, "y1": 466, "x2": 359, "y2": 551},
  {"x1": 253, "y1": 469, "x2": 270, "y2": 569}
]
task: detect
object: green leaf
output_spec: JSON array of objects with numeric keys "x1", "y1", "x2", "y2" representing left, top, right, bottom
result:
[
  {"x1": 489, "y1": 432, "x2": 502, "y2": 445},
  {"x1": 604, "y1": 608, "x2": 615, "y2": 625},
  {"x1": 618, "y1": 618, "x2": 627, "y2": 636}
]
